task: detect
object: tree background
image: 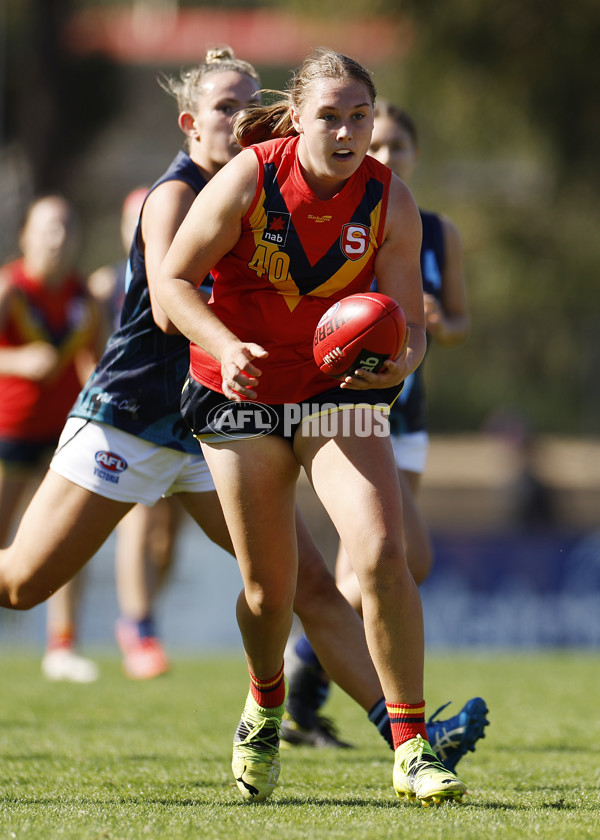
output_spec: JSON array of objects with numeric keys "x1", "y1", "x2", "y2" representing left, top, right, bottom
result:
[{"x1": 1, "y1": 0, "x2": 599, "y2": 436}]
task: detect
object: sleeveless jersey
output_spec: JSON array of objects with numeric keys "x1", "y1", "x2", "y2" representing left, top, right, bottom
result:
[
  {"x1": 384, "y1": 209, "x2": 445, "y2": 435},
  {"x1": 0, "y1": 259, "x2": 94, "y2": 442},
  {"x1": 189, "y1": 135, "x2": 392, "y2": 404},
  {"x1": 108, "y1": 259, "x2": 127, "y2": 331},
  {"x1": 70, "y1": 151, "x2": 207, "y2": 453}
]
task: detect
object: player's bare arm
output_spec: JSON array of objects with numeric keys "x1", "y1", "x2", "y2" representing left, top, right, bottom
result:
[
  {"x1": 424, "y1": 215, "x2": 469, "y2": 346},
  {"x1": 142, "y1": 179, "x2": 199, "y2": 335},
  {"x1": 157, "y1": 150, "x2": 267, "y2": 400}
]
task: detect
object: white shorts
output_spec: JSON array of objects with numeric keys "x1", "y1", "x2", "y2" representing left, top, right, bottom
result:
[
  {"x1": 390, "y1": 430, "x2": 429, "y2": 474},
  {"x1": 50, "y1": 418, "x2": 215, "y2": 505}
]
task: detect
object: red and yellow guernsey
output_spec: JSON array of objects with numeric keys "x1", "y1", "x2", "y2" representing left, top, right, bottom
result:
[
  {"x1": 190, "y1": 134, "x2": 391, "y2": 404},
  {"x1": 0, "y1": 259, "x2": 94, "y2": 441}
]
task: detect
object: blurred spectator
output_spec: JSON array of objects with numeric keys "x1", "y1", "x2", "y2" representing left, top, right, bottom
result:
[
  {"x1": 88, "y1": 188, "x2": 149, "y2": 338},
  {"x1": 0, "y1": 195, "x2": 102, "y2": 682}
]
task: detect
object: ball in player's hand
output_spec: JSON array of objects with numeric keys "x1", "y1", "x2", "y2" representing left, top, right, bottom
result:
[{"x1": 313, "y1": 292, "x2": 406, "y2": 378}]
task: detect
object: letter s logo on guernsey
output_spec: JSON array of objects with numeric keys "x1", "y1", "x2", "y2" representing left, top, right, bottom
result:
[{"x1": 340, "y1": 224, "x2": 370, "y2": 260}]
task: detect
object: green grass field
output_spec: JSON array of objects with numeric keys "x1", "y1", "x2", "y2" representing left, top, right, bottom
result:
[{"x1": 1, "y1": 651, "x2": 598, "y2": 839}]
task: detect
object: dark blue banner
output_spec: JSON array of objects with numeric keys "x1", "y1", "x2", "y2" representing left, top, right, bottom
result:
[{"x1": 422, "y1": 530, "x2": 600, "y2": 647}]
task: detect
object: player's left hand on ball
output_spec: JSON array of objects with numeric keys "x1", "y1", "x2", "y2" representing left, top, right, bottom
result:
[
  {"x1": 340, "y1": 359, "x2": 401, "y2": 390},
  {"x1": 341, "y1": 327, "x2": 411, "y2": 390}
]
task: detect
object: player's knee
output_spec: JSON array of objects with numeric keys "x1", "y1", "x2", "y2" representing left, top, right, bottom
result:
[
  {"x1": 4, "y1": 578, "x2": 46, "y2": 610},
  {"x1": 244, "y1": 580, "x2": 295, "y2": 618},
  {"x1": 151, "y1": 545, "x2": 174, "y2": 575},
  {"x1": 0, "y1": 550, "x2": 53, "y2": 609},
  {"x1": 359, "y1": 537, "x2": 407, "y2": 594}
]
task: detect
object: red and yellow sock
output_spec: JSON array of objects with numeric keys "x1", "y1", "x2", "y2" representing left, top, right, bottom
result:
[
  {"x1": 47, "y1": 625, "x2": 75, "y2": 652},
  {"x1": 386, "y1": 700, "x2": 428, "y2": 749},
  {"x1": 249, "y1": 663, "x2": 286, "y2": 709}
]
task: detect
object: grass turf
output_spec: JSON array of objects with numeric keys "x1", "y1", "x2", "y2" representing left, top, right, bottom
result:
[{"x1": 1, "y1": 651, "x2": 599, "y2": 839}]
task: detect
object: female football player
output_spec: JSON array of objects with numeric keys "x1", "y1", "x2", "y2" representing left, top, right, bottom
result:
[
  {"x1": 284, "y1": 102, "x2": 484, "y2": 768},
  {"x1": 157, "y1": 48, "x2": 467, "y2": 805}
]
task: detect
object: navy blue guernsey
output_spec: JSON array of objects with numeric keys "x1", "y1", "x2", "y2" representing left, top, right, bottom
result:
[
  {"x1": 380, "y1": 209, "x2": 445, "y2": 436},
  {"x1": 70, "y1": 151, "x2": 207, "y2": 453}
]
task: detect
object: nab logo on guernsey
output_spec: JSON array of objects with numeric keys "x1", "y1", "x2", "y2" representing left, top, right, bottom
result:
[
  {"x1": 94, "y1": 451, "x2": 128, "y2": 484},
  {"x1": 262, "y1": 211, "x2": 291, "y2": 247},
  {"x1": 207, "y1": 402, "x2": 279, "y2": 439}
]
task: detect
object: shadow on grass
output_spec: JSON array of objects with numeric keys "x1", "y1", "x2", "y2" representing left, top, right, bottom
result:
[
  {"x1": 466, "y1": 800, "x2": 584, "y2": 812},
  {"x1": 1, "y1": 794, "x2": 592, "y2": 813},
  {"x1": 226, "y1": 797, "x2": 400, "y2": 809}
]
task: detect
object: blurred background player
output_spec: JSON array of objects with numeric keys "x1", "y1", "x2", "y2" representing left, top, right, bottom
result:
[
  {"x1": 87, "y1": 187, "x2": 179, "y2": 679},
  {"x1": 283, "y1": 103, "x2": 488, "y2": 768},
  {"x1": 88, "y1": 188, "x2": 149, "y2": 338},
  {"x1": 0, "y1": 195, "x2": 102, "y2": 682}
]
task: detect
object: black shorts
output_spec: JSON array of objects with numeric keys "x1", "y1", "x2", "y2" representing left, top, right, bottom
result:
[
  {"x1": 0, "y1": 437, "x2": 57, "y2": 469},
  {"x1": 180, "y1": 375, "x2": 403, "y2": 444}
]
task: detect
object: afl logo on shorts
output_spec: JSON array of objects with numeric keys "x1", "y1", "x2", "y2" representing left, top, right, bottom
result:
[
  {"x1": 340, "y1": 224, "x2": 370, "y2": 260},
  {"x1": 95, "y1": 451, "x2": 128, "y2": 473},
  {"x1": 207, "y1": 402, "x2": 279, "y2": 439}
]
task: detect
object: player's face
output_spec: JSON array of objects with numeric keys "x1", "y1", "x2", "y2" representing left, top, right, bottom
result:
[
  {"x1": 292, "y1": 77, "x2": 374, "y2": 199},
  {"x1": 369, "y1": 116, "x2": 418, "y2": 182},
  {"x1": 20, "y1": 197, "x2": 79, "y2": 280},
  {"x1": 192, "y1": 71, "x2": 260, "y2": 175}
]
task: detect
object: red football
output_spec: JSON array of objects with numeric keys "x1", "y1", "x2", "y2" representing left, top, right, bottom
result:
[{"x1": 313, "y1": 292, "x2": 407, "y2": 378}]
